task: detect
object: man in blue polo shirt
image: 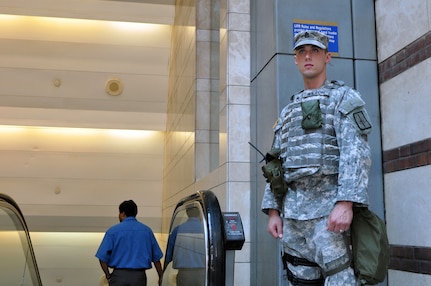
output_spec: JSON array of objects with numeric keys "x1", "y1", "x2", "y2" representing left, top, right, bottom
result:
[{"x1": 96, "y1": 200, "x2": 163, "y2": 286}]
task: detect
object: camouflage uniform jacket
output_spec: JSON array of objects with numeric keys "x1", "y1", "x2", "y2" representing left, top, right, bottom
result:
[{"x1": 261, "y1": 80, "x2": 372, "y2": 220}]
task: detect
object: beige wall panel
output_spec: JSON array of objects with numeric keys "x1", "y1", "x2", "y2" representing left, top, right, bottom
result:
[
  {"x1": 385, "y1": 166, "x2": 431, "y2": 247},
  {"x1": 0, "y1": 127, "x2": 164, "y2": 154},
  {"x1": 388, "y1": 270, "x2": 431, "y2": 286},
  {"x1": 0, "y1": 39, "x2": 169, "y2": 75},
  {"x1": 0, "y1": 126, "x2": 164, "y2": 223},
  {"x1": 0, "y1": 0, "x2": 174, "y2": 25},
  {"x1": 29, "y1": 232, "x2": 163, "y2": 286},
  {"x1": 163, "y1": 145, "x2": 195, "y2": 197},
  {"x1": 0, "y1": 151, "x2": 163, "y2": 180},
  {"x1": 21, "y1": 205, "x2": 161, "y2": 219},
  {"x1": 32, "y1": 235, "x2": 104, "y2": 268},
  {"x1": 0, "y1": 67, "x2": 168, "y2": 111},
  {"x1": 0, "y1": 128, "x2": 164, "y2": 180},
  {"x1": 0, "y1": 179, "x2": 162, "y2": 207},
  {"x1": 380, "y1": 59, "x2": 431, "y2": 150},
  {"x1": 0, "y1": 17, "x2": 171, "y2": 47},
  {"x1": 0, "y1": 106, "x2": 167, "y2": 130},
  {"x1": 375, "y1": 0, "x2": 430, "y2": 61}
]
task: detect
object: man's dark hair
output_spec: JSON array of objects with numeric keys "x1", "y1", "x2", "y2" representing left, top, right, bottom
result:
[{"x1": 119, "y1": 200, "x2": 138, "y2": 217}]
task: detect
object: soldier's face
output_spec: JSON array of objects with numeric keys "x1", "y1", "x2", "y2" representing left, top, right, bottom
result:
[{"x1": 294, "y1": 45, "x2": 331, "y2": 79}]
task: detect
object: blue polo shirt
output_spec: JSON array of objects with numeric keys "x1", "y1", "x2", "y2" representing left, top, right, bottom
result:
[{"x1": 95, "y1": 217, "x2": 163, "y2": 269}]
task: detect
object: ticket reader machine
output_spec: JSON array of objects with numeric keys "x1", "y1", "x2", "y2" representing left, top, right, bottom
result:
[
  {"x1": 162, "y1": 190, "x2": 245, "y2": 286},
  {"x1": 223, "y1": 212, "x2": 245, "y2": 286},
  {"x1": 223, "y1": 212, "x2": 245, "y2": 251}
]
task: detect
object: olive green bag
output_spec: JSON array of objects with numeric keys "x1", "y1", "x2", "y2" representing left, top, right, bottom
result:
[
  {"x1": 350, "y1": 207, "x2": 390, "y2": 285},
  {"x1": 261, "y1": 148, "x2": 288, "y2": 195}
]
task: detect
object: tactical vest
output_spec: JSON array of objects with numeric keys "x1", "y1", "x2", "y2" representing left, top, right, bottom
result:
[{"x1": 280, "y1": 86, "x2": 340, "y2": 175}]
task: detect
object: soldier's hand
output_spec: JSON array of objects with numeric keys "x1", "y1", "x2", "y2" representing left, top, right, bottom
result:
[
  {"x1": 326, "y1": 201, "x2": 353, "y2": 233},
  {"x1": 267, "y1": 209, "x2": 283, "y2": 239}
]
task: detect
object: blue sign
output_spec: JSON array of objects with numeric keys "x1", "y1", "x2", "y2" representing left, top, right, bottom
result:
[{"x1": 293, "y1": 21, "x2": 338, "y2": 53}]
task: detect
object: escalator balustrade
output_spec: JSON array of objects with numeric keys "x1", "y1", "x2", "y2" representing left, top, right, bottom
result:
[{"x1": 0, "y1": 194, "x2": 43, "y2": 286}]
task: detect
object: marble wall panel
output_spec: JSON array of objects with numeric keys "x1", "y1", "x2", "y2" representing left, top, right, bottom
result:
[
  {"x1": 388, "y1": 270, "x2": 431, "y2": 286},
  {"x1": 375, "y1": 0, "x2": 430, "y2": 61},
  {"x1": 385, "y1": 166, "x2": 431, "y2": 247},
  {"x1": 380, "y1": 58, "x2": 431, "y2": 150}
]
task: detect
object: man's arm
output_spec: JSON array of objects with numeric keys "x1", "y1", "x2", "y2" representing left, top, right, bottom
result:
[
  {"x1": 329, "y1": 117, "x2": 370, "y2": 233},
  {"x1": 163, "y1": 260, "x2": 169, "y2": 272},
  {"x1": 335, "y1": 89, "x2": 371, "y2": 205},
  {"x1": 267, "y1": 209, "x2": 283, "y2": 239},
  {"x1": 330, "y1": 89, "x2": 372, "y2": 233},
  {"x1": 154, "y1": 260, "x2": 163, "y2": 285},
  {"x1": 99, "y1": 260, "x2": 111, "y2": 281}
]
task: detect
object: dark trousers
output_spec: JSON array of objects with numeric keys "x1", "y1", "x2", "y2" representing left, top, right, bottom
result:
[{"x1": 110, "y1": 269, "x2": 147, "y2": 286}]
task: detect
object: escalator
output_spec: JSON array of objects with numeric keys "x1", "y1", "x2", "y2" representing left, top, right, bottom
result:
[
  {"x1": 0, "y1": 193, "x2": 43, "y2": 286},
  {"x1": 0, "y1": 190, "x2": 240, "y2": 286},
  {"x1": 162, "y1": 190, "x2": 244, "y2": 286}
]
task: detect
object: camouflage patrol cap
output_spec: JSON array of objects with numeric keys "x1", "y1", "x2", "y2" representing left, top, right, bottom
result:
[{"x1": 294, "y1": 30, "x2": 329, "y2": 50}]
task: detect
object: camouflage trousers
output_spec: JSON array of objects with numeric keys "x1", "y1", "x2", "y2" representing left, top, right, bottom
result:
[{"x1": 281, "y1": 217, "x2": 360, "y2": 286}]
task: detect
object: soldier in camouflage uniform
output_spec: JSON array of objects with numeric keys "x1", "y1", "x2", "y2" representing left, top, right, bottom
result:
[{"x1": 261, "y1": 31, "x2": 372, "y2": 286}]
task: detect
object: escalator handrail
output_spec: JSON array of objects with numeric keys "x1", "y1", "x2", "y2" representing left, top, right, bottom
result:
[
  {"x1": 169, "y1": 190, "x2": 226, "y2": 286},
  {"x1": 0, "y1": 193, "x2": 26, "y2": 220},
  {"x1": 0, "y1": 193, "x2": 43, "y2": 285}
]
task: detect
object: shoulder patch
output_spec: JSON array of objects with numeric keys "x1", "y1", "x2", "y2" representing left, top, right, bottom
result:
[
  {"x1": 353, "y1": 110, "x2": 372, "y2": 132},
  {"x1": 338, "y1": 88, "x2": 372, "y2": 135}
]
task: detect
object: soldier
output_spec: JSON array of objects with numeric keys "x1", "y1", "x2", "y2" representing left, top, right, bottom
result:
[{"x1": 261, "y1": 30, "x2": 372, "y2": 285}]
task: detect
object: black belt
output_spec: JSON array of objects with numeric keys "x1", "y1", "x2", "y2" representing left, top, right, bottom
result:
[
  {"x1": 282, "y1": 253, "x2": 323, "y2": 286},
  {"x1": 115, "y1": 268, "x2": 146, "y2": 271},
  {"x1": 286, "y1": 268, "x2": 324, "y2": 286},
  {"x1": 282, "y1": 252, "x2": 320, "y2": 267}
]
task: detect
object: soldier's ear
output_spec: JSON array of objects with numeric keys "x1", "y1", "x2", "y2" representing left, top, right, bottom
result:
[{"x1": 325, "y1": 52, "x2": 331, "y2": 63}]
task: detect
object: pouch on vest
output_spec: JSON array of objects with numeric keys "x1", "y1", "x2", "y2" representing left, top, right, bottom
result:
[
  {"x1": 261, "y1": 149, "x2": 288, "y2": 195},
  {"x1": 301, "y1": 100, "x2": 322, "y2": 129},
  {"x1": 350, "y1": 207, "x2": 390, "y2": 285}
]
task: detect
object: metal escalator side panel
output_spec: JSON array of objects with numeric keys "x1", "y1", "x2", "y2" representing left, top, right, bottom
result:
[
  {"x1": 0, "y1": 193, "x2": 43, "y2": 286},
  {"x1": 162, "y1": 190, "x2": 225, "y2": 286},
  {"x1": 198, "y1": 190, "x2": 226, "y2": 286}
]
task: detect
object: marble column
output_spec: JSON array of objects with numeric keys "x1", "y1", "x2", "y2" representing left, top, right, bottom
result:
[{"x1": 219, "y1": 0, "x2": 251, "y2": 285}]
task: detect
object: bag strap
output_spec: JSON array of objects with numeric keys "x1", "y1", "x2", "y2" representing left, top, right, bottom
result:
[
  {"x1": 324, "y1": 233, "x2": 352, "y2": 277},
  {"x1": 342, "y1": 232, "x2": 353, "y2": 262}
]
